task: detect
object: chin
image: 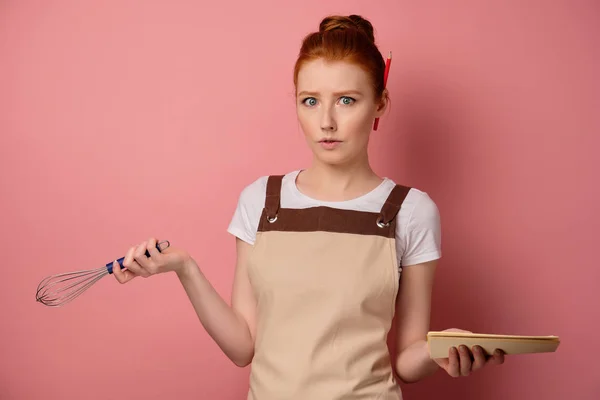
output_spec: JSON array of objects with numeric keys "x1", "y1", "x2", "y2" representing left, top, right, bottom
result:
[{"x1": 313, "y1": 150, "x2": 353, "y2": 167}]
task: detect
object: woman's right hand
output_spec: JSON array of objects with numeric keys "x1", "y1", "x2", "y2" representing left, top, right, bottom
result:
[{"x1": 112, "y1": 237, "x2": 193, "y2": 284}]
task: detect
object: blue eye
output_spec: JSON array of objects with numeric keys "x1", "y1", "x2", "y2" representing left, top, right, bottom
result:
[
  {"x1": 302, "y1": 97, "x2": 317, "y2": 107},
  {"x1": 340, "y1": 96, "x2": 355, "y2": 105}
]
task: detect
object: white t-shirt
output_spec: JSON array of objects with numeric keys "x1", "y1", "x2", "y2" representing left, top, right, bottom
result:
[{"x1": 227, "y1": 170, "x2": 442, "y2": 272}]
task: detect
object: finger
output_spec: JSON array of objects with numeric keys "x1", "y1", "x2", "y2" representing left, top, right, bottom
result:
[
  {"x1": 123, "y1": 246, "x2": 149, "y2": 277},
  {"x1": 144, "y1": 238, "x2": 163, "y2": 273},
  {"x1": 112, "y1": 260, "x2": 126, "y2": 284},
  {"x1": 112, "y1": 260, "x2": 135, "y2": 284},
  {"x1": 490, "y1": 349, "x2": 505, "y2": 365},
  {"x1": 458, "y1": 345, "x2": 472, "y2": 376},
  {"x1": 133, "y1": 242, "x2": 153, "y2": 271},
  {"x1": 447, "y1": 347, "x2": 460, "y2": 377},
  {"x1": 434, "y1": 356, "x2": 449, "y2": 369},
  {"x1": 121, "y1": 268, "x2": 135, "y2": 283},
  {"x1": 146, "y1": 237, "x2": 162, "y2": 259},
  {"x1": 471, "y1": 346, "x2": 487, "y2": 371}
]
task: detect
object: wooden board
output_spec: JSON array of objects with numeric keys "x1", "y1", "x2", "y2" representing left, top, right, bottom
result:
[{"x1": 427, "y1": 331, "x2": 560, "y2": 359}]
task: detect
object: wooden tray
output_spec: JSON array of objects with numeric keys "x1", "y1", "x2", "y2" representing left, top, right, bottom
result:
[{"x1": 427, "y1": 331, "x2": 560, "y2": 359}]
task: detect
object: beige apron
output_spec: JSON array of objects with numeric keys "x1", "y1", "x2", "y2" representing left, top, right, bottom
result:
[{"x1": 247, "y1": 175, "x2": 411, "y2": 400}]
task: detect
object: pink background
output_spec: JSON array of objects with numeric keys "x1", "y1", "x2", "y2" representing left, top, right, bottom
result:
[{"x1": 1, "y1": 0, "x2": 598, "y2": 399}]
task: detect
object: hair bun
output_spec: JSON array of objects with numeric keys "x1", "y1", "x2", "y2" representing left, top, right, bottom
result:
[{"x1": 319, "y1": 14, "x2": 375, "y2": 43}]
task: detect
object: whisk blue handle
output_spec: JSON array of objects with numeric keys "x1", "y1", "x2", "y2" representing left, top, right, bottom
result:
[{"x1": 105, "y1": 240, "x2": 170, "y2": 274}]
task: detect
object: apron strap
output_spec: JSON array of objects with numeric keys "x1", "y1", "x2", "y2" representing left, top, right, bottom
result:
[
  {"x1": 378, "y1": 184, "x2": 411, "y2": 225},
  {"x1": 265, "y1": 175, "x2": 284, "y2": 219}
]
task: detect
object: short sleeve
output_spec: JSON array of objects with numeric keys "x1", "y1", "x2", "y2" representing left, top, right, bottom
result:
[
  {"x1": 227, "y1": 176, "x2": 268, "y2": 245},
  {"x1": 399, "y1": 191, "x2": 442, "y2": 266}
]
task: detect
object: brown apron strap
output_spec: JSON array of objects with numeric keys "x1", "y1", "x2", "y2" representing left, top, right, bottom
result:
[
  {"x1": 265, "y1": 175, "x2": 284, "y2": 218},
  {"x1": 379, "y1": 184, "x2": 411, "y2": 225}
]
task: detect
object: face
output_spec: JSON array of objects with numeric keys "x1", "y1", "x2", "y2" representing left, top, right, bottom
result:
[{"x1": 296, "y1": 58, "x2": 387, "y2": 167}]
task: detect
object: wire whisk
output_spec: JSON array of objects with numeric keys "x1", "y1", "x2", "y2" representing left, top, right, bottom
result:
[{"x1": 35, "y1": 240, "x2": 170, "y2": 307}]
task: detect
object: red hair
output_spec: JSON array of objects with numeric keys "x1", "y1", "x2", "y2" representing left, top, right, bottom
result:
[{"x1": 293, "y1": 15, "x2": 387, "y2": 101}]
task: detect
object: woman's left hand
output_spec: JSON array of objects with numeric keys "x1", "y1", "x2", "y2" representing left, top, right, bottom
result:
[{"x1": 432, "y1": 328, "x2": 505, "y2": 378}]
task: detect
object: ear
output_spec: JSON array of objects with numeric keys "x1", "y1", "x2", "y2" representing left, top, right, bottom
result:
[{"x1": 374, "y1": 88, "x2": 389, "y2": 118}]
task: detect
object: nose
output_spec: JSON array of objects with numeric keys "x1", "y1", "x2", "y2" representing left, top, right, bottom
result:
[{"x1": 320, "y1": 106, "x2": 337, "y2": 132}]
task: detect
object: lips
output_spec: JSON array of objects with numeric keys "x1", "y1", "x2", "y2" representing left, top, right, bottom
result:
[
  {"x1": 318, "y1": 139, "x2": 342, "y2": 150},
  {"x1": 319, "y1": 139, "x2": 341, "y2": 143}
]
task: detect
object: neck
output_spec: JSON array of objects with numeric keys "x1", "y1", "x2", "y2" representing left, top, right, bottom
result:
[{"x1": 298, "y1": 153, "x2": 382, "y2": 201}]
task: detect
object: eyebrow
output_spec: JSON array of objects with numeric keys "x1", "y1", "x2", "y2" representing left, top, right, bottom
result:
[{"x1": 297, "y1": 90, "x2": 363, "y2": 97}]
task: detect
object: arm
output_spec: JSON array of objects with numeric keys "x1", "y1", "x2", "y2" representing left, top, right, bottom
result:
[
  {"x1": 393, "y1": 260, "x2": 439, "y2": 383},
  {"x1": 169, "y1": 180, "x2": 265, "y2": 367},
  {"x1": 114, "y1": 237, "x2": 257, "y2": 367},
  {"x1": 176, "y1": 238, "x2": 256, "y2": 367},
  {"x1": 392, "y1": 259, "x2": 506, "y2": 382}
]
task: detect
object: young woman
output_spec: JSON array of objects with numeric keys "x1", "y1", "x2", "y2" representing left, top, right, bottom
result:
[{"x1": 113, "y1": 14, "x2": 505, "y2": 399}]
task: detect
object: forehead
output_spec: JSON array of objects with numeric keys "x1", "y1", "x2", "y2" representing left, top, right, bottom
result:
[{"x1": 296, "y1": 59, "x2": 372, "y2": 93}]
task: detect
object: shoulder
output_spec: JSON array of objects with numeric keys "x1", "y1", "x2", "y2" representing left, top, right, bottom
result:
[
  {"x1": 227, "y1": 172, "x2": 297, "y2": 245},
  {"x1": 404, "y1": 188, "x2": 440, "y2": 227},
  {"x1": 392, "y1": 184, "x2": 442, "y2": 267},
  {"x1": 237, "y1": 175, "x2": 269, "y2": 207},
  {"x1": 227, "y1": 175, "x2": 268, "y2": 245},
  {"x1": 380, "y1": 180, "x2": 439, "y2": 222},
  {"x1": 236, "y1": 171, "x2": 295, "y2": 207}
]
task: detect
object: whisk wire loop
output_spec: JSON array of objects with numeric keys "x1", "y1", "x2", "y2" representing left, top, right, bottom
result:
[{"x1": 35, "y1": 240, "x2": 170, "y2": 307}]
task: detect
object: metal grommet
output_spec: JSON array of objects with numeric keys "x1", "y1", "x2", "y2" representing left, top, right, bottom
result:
[
  {"x1": 267, "y1": 214, "x2": 278, "y2": 223},
  {"x1": 376, "y1": 216, "x2": 389, "y2": 228}
]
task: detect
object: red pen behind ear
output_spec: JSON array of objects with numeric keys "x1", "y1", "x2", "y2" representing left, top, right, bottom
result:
[{"x1": 373, "y1": 51, "x2": 392, "y2": 131}]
